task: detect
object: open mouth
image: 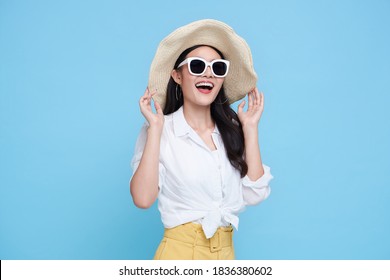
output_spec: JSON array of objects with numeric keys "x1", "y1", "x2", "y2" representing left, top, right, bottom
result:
[{"x1": 195, "y1": 82, "x2": 214, "y2": 93}]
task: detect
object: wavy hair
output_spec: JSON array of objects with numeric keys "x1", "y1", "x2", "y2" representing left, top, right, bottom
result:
[{"x1": 163, "y1": 45, "x2": 248, "y2": 177}]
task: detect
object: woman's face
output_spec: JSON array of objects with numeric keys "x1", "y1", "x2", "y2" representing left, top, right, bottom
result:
[{"x1": 172, "y1": 46, "x2": 225, "y2": 108}]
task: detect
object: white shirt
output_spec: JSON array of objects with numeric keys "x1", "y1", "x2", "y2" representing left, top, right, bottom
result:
[{"x1": 131, "y1": 106, "x2": 273, "y2": 238}]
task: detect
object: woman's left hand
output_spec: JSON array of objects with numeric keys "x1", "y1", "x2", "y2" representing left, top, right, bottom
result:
[{"x1": 237, "y1": 87, "x2": 264, "y2": 128}]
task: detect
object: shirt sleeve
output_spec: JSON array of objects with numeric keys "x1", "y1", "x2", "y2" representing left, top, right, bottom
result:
[
  {"x1": 241, "y1": 164, "x2": 273, "y2": 206},
  {"x1": 130, "y1": 122, "x2": 166, "y2": 190}
]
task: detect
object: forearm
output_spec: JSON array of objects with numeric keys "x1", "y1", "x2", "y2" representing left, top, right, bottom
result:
[
  {"x1": 243, "y1": 125, "x2": 264, "y2": 181},
  {"x1": 130, "y1": 127, "x2": 162, "y2": 208}
]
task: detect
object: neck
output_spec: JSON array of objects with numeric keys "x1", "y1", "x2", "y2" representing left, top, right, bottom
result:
[{"x1": 182, "y1": 103, "x2": 214, "y2": 132}]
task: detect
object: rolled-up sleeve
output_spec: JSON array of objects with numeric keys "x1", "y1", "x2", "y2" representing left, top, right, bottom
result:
[
  {"x1": 130, "y1": 123, "x2": 166, "y2": 190},
  {"x1": 131, "y1": 123, "x2": 148, "y2": 174},
  {"x1": 241, "y1": 164, "x2": 273, "y2": 206}
]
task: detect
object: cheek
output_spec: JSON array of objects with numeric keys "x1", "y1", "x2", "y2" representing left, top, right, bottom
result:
[
  {"x1": 214, "y1": 80, "x2": 224, "y2": 92},
  {"x1": 180, "y1": 75, "x2": 196, "y2": 89},
  {"x1": 181, "y1": 80, "x2": 194, "y2": 92}
]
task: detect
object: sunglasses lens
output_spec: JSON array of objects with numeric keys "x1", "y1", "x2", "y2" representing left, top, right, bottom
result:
[
  {"x1": 189, "y1": 59, "x2": 206, "y2": 74},
  {"x1": 212, "y1": 61, "x2": 228, "y2": 76}
]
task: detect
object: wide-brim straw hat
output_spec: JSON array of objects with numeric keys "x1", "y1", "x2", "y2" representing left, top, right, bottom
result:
[{"x1": 148, "y1": 19, "x2": 257, "y2": 109}]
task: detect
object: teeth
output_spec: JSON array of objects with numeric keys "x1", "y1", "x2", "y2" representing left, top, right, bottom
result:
[{"x1": 196, "y1": 82, "x2": 214, "y2": 88}]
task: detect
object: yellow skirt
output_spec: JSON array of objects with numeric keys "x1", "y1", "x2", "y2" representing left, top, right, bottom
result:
[{"x1": 153, "y1": 222, "x2": 235, "y2": 260}]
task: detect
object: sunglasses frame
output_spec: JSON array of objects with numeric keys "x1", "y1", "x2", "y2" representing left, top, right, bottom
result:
[{"x1": 177, "y1": 57, "x2": 230, "y2": 78}]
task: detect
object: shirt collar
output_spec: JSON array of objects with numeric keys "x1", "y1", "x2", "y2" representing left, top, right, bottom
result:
[
  {"x1": 173, "y1": 106, "x2": 190, "y2": 137},
  {"x1": 172, "y1": 106, "x2": 220, "y2": 137}
]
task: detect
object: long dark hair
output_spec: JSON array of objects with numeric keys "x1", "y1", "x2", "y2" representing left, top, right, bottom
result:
[{"x1": 163, "y1": 45, "x2": 248, "y2": 177}]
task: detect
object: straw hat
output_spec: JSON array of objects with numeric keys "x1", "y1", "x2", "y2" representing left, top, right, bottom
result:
[{"x1": 148, "y1": 19, "x2": 257, "y2": 109}]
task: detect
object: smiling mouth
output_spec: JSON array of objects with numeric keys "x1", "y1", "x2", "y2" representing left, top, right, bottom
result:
[{"x1": 195, "y1": 82, "x2": 214, "y2": 93}]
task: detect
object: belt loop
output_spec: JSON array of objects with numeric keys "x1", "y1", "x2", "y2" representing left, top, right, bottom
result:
[
  {"x1": 210, "y1": 231, "x2": 222, "y2": 252},
  {"x1": 192, "y1": 228, "x2": 199, "y2": 260},
  {"x1": 193, "y1": 229, "x2": 199, "y2": 247}
]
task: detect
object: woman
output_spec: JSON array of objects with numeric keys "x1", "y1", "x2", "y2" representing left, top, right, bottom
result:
[{"x1": 130, "y1": 19, "x2": 273, "y2": 260}]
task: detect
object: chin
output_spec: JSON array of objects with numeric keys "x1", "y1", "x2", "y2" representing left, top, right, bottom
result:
[
  {"x1": 195, "y1": 95, "x2": 217, "y2": 106},
  {"x1": 184, "y1": 89, "x2": 218, "y2": 107}
]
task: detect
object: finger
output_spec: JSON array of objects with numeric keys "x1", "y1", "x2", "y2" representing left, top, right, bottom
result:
[
  {"x1": 254, "y1": 88, "x2": 260, "y2": 106},
  {"x1": 154, "y1": 101, "x2": 163, "y2": 115},
  {"x1": 259, "y1": 91, "x2": 264, "y2": 109},
  {"x1": 140, "y1": 93, "x2": 151, "y2": 103},
  {"x1": 247, "y1": 91, "x2": 254, "y2": 111},
  {"x1": 237, "y1": 100, "x2": 246, "y2": 115},
  {"x1": 141, "y1": 88, "x2": 151, "y2": 104},
  {"x1": 139, "y1": 98, "x2": 151, "y2": 111},
  {"x1": 140, "y1": 93, "x2": 152, "y2": 108},
  {"x1": 143, "y1": 87, "x2": 150, "y2": 97},
  {"x1": 139, "y1": 94, "x2": 148, "y2": 105},
  {"x1": 150, "y1": 89, "x2": 158, "y2": 97}
]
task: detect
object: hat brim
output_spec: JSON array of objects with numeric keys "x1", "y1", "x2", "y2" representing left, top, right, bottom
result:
[{"x1": 148, "y1": 19, "x2": 257, "y2": 109}]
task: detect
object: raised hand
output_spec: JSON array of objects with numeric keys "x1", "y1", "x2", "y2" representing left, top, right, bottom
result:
[
  {"x1": 237, "y1": 87, "x2": 264, "y2": 129},
  {"x1": 139, "y1": 87, "x2": 164, "y2": 130}
]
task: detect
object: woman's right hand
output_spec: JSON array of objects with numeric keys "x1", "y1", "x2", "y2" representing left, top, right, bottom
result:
[{"x1": 139, "y1": 87, "x2": 164, "y2": 130}]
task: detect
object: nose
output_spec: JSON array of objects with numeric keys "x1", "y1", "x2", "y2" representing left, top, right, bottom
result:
[{"x1": 203, "y1": 65, "x2": 214, "y2": 77}]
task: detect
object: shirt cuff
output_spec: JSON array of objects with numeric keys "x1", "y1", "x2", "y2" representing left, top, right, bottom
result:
[{"x1": 241, "y1": 164, "x2": 273, "y2": 189}]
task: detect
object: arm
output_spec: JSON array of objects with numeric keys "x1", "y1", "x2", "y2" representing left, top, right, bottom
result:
[
  {"x1": 243, "y1": 125, "x2": 264, "y2": 180},
  {"x1": 130, "y1": 88, "x2": 164, "y2": 209},
  {"x1": 238, "y1": 87, "x2": 265, "y2": 180},
  {"x1": 238, "y1": 88, "x2": 272, "y2": 205}
]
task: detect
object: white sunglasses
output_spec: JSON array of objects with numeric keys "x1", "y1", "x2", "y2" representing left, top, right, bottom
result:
[{"x1": 177, "y1": 57, "x2": 230, "y2": 78}]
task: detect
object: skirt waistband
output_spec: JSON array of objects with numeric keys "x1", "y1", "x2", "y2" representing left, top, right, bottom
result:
[{"x1": 164, "y1": 223, "x2": 233, "y2": 253}]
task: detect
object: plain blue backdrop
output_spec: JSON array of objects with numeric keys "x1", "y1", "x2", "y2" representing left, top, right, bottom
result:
[{"x1": 1, "y1": 0, "x2": 389, "y2": 259}]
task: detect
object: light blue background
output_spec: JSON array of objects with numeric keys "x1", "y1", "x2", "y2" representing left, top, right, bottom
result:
[{"x1": 1, "y1": 0, "x2": 389, "y2": 259}]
